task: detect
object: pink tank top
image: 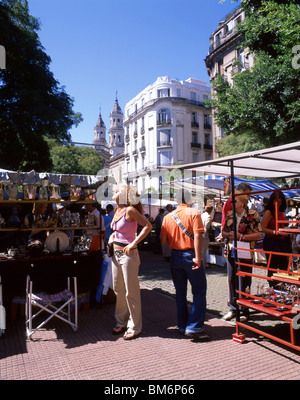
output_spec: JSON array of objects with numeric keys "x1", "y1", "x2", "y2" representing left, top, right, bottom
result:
[{"x1": 111, "y1": 208, "x2": 137, "y2": 245}]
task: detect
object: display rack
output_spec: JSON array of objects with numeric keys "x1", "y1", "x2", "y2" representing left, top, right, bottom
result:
[
  {"x1": 233, "y1": 194, "x2": 300, "y2": 351},
  {"x1": 0, "y1": 195, "x2": 100, "y2": 233}
]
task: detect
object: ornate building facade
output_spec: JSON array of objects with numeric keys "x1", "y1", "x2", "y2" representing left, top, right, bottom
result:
[{"x1": 204, "y1": 7, "x2": 254, "y2": 158}]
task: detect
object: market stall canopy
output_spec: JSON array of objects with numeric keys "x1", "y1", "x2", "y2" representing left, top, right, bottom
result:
[
  {"x1": 161, "y1": 141, "x2": 300, "y2": 179},
  {"x1": 0, "y1": 169, "x2": 105, "y2": 186},
  {"x1": 200, "y1": 175, "x2": 278, "y2": 192}
]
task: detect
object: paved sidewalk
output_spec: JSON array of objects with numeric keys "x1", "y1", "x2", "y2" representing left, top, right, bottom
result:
[{"x1": 1, "y1": 250, "x2": 300, "y2": 381}]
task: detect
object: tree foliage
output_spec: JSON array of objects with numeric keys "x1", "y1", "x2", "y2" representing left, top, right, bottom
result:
[
  {"x1": 46, "y1": 139, "x2": 105, "y2": 175},
  {"x1": 0, "y1": 0, "x2": 82, "y2": 171},
  {"x1": 213, "y1": 0, "x2": 300, "y2": 156}
]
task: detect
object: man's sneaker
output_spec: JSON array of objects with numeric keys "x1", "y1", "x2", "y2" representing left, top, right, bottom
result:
[
  {"x1": 185, "y1": 330, "x2": 211, "y2": 342},
  {"x1": 239, "y1": 314, "x2": 248, "y2": 322},
  {"x1": 222, "y1": 310, "x2": 236, "y2": 321}
]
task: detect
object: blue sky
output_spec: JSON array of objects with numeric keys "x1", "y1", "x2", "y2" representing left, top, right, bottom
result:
[{"x1": 27, "y1": 0, "x2": 241, "y2": 144}]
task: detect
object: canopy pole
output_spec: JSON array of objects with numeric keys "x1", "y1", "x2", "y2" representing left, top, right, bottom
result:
[{"x1": 230, "y1": 160, "x2": 240, "y2": 324}]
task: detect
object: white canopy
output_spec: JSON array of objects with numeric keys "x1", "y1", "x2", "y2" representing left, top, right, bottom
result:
[{"x1": 162, "y1": 141, "x2": 300, "y2": 179}]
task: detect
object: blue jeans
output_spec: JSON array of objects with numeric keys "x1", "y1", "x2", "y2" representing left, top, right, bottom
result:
[{"x1": 170, "y1": 249, "x2": 207, "y2": 334}]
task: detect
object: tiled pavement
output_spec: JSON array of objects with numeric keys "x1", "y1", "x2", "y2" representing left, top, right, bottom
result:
[{"x1": 1, "y1": 250, "x2": 300, "y2": 381}]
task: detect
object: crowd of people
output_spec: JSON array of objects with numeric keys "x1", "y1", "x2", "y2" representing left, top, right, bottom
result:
[
  {"x1": 1, "y1": 182, "x2": 299, "y2": 344},
  {"x1": 106, "y1": 182, "x2": 299, "y2": 343}
]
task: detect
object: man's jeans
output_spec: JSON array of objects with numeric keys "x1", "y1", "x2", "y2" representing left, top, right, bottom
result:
[{"x1": 170, "y1": 249, "x2": 207, "y2": 334}]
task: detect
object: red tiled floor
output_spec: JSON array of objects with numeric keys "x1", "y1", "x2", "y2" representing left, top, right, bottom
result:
[{"x1": 1, "y1": 286, "x2": 300, "y2": 381}]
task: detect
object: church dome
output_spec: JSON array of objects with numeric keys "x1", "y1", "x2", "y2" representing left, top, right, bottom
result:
[
  {"x1": 95, "y1": 113, "x2": 106, "y2": 128},
  {"x1": 111, "y1": 98, "x2": 123, "y2": 115}
]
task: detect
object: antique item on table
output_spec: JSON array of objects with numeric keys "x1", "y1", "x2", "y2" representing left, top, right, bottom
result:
[
  {"x1": 7, "y1": 247, "x2": 17, "y2": 257},
  {"x1": 6, "y1": 184, "x2": 19, "y2": 200},
  {"x1": 73, "y1": 233, "x2": 92, "y2": 252},
  {"x1": 45, "y1": 231, "x2": 69, "y2": 253},
  {"x1": 85, "y1": 213, "x2": 95, "y2": 227},
  {"x1": 84, "y1": 189, "x2": 95, "y2": 201},
  {"x1": 70, "y1": 185, "x2": 81, "y2": 201},
  {"x1": 49, "y1": 184, "x2": 61, "y2": 201},
  {"x1": 254, "y1": 249, "x2": 267, "y2": 264},
  {"x1": 60, "y1": 211, "x2": 71, "y2": 227},
  {"x1": 71, "y1": 212, "x2": 80, "y2": 227},
  {"x1": 38, "y1": 180, "x2": 49, "y2": 200},
  {"x1": 23, "y1": 184, "x2": 37, "y2": 200},
  {"x1": 0, "y1": 214, "x2": 5, "y2": 228},
  {"x1": 251, "y1": 299, "x2": 262, "y2": 304},
  {"x1": 27, "y1": 240, "x2": 44, "y2": 257},
  {"x1": 275, "y1": 306, "x2": 289, "y2": 312}
]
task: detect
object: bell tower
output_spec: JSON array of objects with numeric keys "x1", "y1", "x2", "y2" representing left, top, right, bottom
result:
[
  {"x1": 108, "y1": 94, "x2": 124, "y2": 157},
  {"x1": 93, "y1": 109, "x2": 110, "y2": 165}
]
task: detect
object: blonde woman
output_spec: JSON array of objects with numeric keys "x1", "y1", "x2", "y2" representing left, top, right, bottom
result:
[{"x1": 109, "y1": 185, "x2": 152, "y2": 340}]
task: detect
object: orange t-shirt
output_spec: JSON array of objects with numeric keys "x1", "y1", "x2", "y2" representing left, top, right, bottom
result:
[{"x1": 161, "y1": 204, "x2": 204, "y2": 250}]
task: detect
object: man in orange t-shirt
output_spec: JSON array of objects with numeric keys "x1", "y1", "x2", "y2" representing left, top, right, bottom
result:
[{"x1": 161, "y1": 189, "x2": 209, "y2": 342}]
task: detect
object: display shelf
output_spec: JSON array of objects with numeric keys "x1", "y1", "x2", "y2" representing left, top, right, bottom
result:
[
  {"x1": 0, "y1": 226, "x2": 99, "y2": 232},
  {"x1": 0, "y1": 197, "x2": 100, "y2": 232},
  {"x1": 237, "y1": 297, "x2": 297, "y2": 318},
  {"x1": 234, "y1": 253, "x2": 300, "y2": 351},
  {"x1": 0, "y1": 199, "x2": 96, "y2": 204}
]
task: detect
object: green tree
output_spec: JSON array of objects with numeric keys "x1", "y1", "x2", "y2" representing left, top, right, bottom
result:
[
  {"x1": 0, "y1": 0, "x2": 82, "y2": 171},
  {"x1": 212, "y1": 0, "x2": 300, "y2": 156},
  {"x1": 47, "y1": 139, "x2": 105, "y2": 175}
]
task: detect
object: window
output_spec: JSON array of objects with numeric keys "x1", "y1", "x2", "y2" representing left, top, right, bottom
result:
[
  {"x1": 157, "y1": 88, "x2": 170, "y2": 97},
  {"x1": 191, "y1": 112, "x2": 199, "y2": 127},
  {"x1": 159, "y1": 151, "x2": 172, "y2": 166},
  {"x1": 192, "y1": 131, "x2": 198, "y2": 143},
  {"x1": 158, "y1": 108, "x2": 171, "y2": 124},
  {"x1": 193, "y1": 153, "x2": 199, "y2": 163},
  {"x1": 158, "y1": 129, "x2": 171, "y2": 146},
  {"x1": 177, "y1": 88, "x2": 181, "y2": 97},
  {"x1": 191, "y1": 92, "x2": 196, "y2": 102},
  {"x1": 205, "y1": 133, "x2": 211, "y2": 145}
]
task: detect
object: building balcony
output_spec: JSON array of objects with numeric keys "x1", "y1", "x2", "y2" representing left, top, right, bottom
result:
[
  {"x1": 157, "y1": 141, "x2": 172, "y2": 148},
  {"x1": 232, "y1": 61, "x2": 250, "y2": 74},
  {"x1": 204, "y1": 123, "x2": 211, "y2": 130},
  {"x1": 191, "y1": 142, "x2": 201, "y2": 149},
  {"x1": 209, "y1": 26, "x2": 239, "y2": 53},
  {"x1": 157, "y1": 120, "x2": 172, "y2": 127},
  {"x1": 191, "y1": 122, "x2": 199, "y2": 128},
  {"x1": 204, "y1": 143, "x2": 213, "y2": 150}
]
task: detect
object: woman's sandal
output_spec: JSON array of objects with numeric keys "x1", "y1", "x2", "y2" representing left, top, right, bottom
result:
[
  {"x1": 112, "y1": 326, "x2": 126, "y2": 335},
  {"x1": 123, "y1": 330, "x2": 141, "y2": 340}
]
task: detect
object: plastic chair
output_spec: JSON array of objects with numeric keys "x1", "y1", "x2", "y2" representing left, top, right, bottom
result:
[{"x1": 25, "y1": 275, "x2": 78, "y2": 339}]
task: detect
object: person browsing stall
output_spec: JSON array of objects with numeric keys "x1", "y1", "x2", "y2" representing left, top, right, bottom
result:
[
  {"x1": 222, "y1": 193, "x2": 262, "y2": 322},
  {"x1": 261, "y1": 190, "x2": 291, "y2": 285},
  {"x1": 160, "y1": 189, "x2": 209, "y2": 342}
]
